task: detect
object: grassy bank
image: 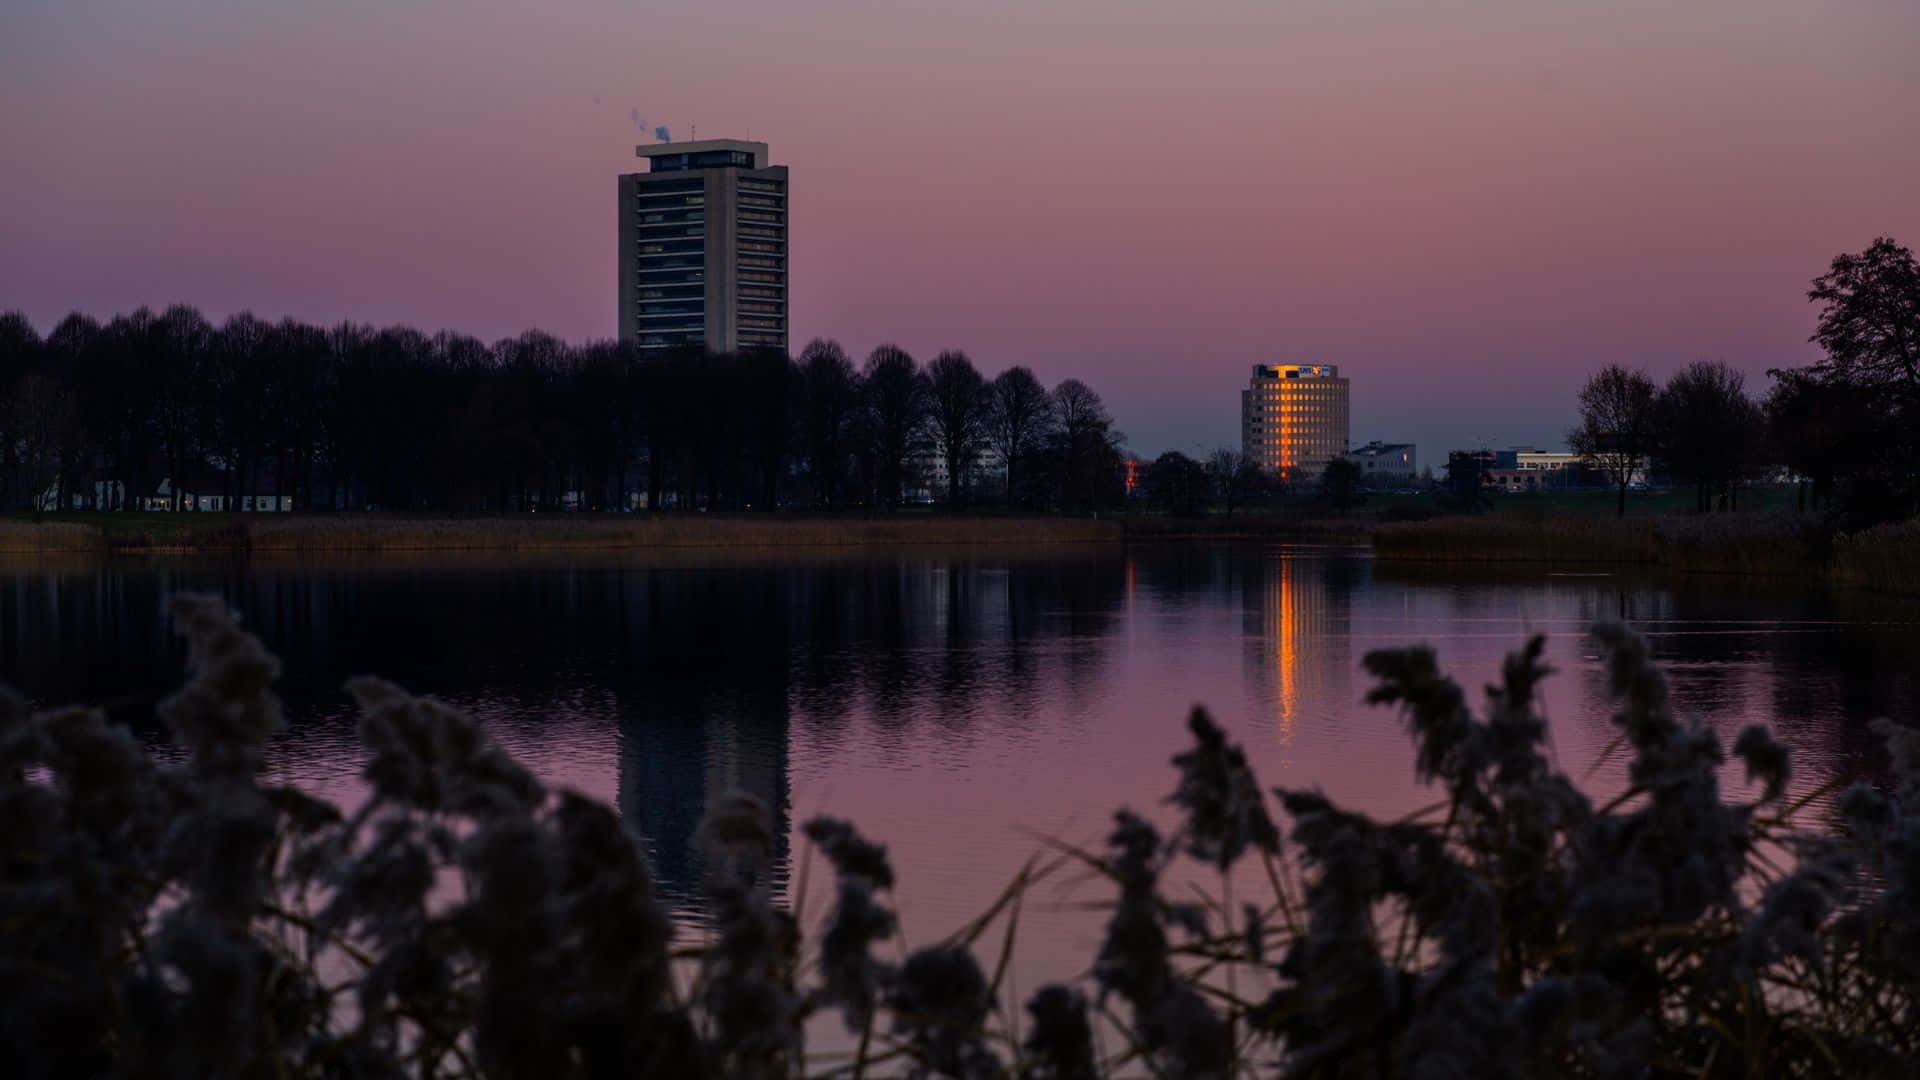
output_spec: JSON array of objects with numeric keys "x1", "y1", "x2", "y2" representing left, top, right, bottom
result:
[{"x1": 1374, "y1": 510, "x2": 1920, "y2": 594}]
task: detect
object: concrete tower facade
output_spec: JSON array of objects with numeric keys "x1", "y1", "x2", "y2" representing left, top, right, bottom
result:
[{"x1": 618, "y1": 139, "x2": 787, "y2": 353}]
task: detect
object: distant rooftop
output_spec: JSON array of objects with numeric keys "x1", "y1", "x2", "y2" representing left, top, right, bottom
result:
[
  {"x1": 634, "y1": 139, "x2": 769, "y2": 170},
  {"x1": 1252, "y1": 363, "x2": 1340, "y2": 378}
]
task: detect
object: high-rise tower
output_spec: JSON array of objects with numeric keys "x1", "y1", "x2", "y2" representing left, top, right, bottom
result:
[
  {"x1": 1240, "y1": 364, "x2": 1350, "y2": 481},
  {"x1": 618, "y1": 139, "x2": 787, "y2": 352}
]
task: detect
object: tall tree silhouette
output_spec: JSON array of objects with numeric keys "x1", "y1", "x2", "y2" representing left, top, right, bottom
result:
[
  {"x1": 1656, "y1": 361, "x2": 1759, "y2": 512},
  {"x1": 1809, "y1": 236, "x2": 1920, "y2": 400},
  {"x1": 926, "y1": 350, "x2": 988, "y2": 507},
  {"x1": 797, "y1": 339, "x2": 860, "y2": 509},
  {"x1": 0, "y1": 312, "x2": 43, "y2": 509},
  {"x1": 862, "y1": 344, "x2": 926, "y2": 510},
  {"x1": 1791, "y1": 237, "x2": 1920, "y2": 521},
  {"x1": 1050, "y1": 378, "x2": 1123, "y2": 511},
  {"x1": 986, "y1": 366, "x2": 1055, "y2": 509},
  {"x1": 1763, "y1": 369, "x2": 1874, "y2": 512},
  {"x1": 1569, "y1": 365, "x2": 1658, "y2": 518}
]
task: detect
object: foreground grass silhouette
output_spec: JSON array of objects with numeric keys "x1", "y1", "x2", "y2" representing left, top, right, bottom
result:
[{"x1": 3, "y1": 597, "x2": 1917, "y2": 1078}]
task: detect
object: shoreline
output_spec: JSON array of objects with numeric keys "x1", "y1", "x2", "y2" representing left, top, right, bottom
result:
[
  {"x1": 0, "y1": 511, "x2": 1362, "y2": 557},
  {"x1": 2, "y1": 510, "x2": 1913, "y2": 595}
]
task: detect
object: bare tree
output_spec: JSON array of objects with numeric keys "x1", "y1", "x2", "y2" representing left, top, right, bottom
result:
[
  {"x1": 1569, "y1": 365, "x2": 1659, "y2": 518},
  {"x1": 986, "y1": 366, "x2": 1053, "y2": 507},
  {"x1": 1764, "y1": 367, "x2": 1875, "y2": 512},
  {"x1": 1656, "y1": 361, "x2": 1759, "y2": 512},
  {"x1": 1051, "y1": 379, "x2": 1123, "y2": 510},
  {"x1": 862, "y1": 344, "x2": 926, "y2": 510},
  {"x1": 151, "y1": 306, "x2": 214, "y2": 511},
  {"x1": 1053, "y1": 379, "x2": 1111, "y2": 444},
  {"x1": 1204, "y1": 448, "x2": 1263, "y2": 518},
  {"x1": 797, "y1": 339, "x2": 860, "y2": 509},
  {"x1": 1144, "y1": 450, "x2": 1207, "y2": 516},
  {"x1": 925, "y1": 350, "x2": 988, "y2": 507},
  {"x1": 1320, "y1": 458, "x2": 1363, "y2": 510},
  {"x1": 0, "y1": 311, "x2": 42, "y2": 510},
  {"x1": 11, "y1": 372, "x2": 81, "y2": 517}
]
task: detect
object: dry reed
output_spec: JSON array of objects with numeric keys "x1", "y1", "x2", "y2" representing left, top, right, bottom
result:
[
  {"x1": 239, "y1": 514, "x2": 1123, "y2": 552},
  {"x1": 0, "y1": 520, "x2": 102, "y2": 552},
  {"x1": 1371, "y1": 512, "x2": 1882, "y2": 583},
  {"x1": 1830, "y1": 518, "x2": 1920, "y2": 594}
]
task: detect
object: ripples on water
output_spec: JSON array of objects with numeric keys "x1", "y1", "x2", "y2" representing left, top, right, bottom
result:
[{"x1": 2, "y1": 543, "x2": 1914, "y2": 987}]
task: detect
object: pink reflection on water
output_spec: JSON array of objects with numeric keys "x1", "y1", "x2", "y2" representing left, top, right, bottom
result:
[{"x1": 210, "y1": 548, "x2": 1908, "y2": 1007}]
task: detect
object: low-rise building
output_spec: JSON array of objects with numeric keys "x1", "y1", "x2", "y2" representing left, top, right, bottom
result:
[
  {"x1": 1350, "y1": 442, "x2": 1417, "y2": 484},
  {"x1": 1464, "y1": 447, "x2": 1602, "y2": 492},
  {"x1": 145, "y1": 478, "x2": 294, "y2": 512},
  {"x1": 1514, "y1": 449, "x2": 1582, "y2": 474},
  {"x1": 907, "y1": 447, "x2": 1006, "y2": 504}
]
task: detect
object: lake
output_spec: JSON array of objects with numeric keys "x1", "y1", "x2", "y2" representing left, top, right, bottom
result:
[{"x1": 3, "y1": 542, "x2": 1914, "y2": 991}]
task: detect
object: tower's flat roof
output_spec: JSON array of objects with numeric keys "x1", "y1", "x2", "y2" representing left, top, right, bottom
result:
[
  {"x1": 1253, "y1": 363, "x2": 1341, "y2": 377},
  {"x1": 635, "y1": 139, "x2": 769, "y2": 168}
]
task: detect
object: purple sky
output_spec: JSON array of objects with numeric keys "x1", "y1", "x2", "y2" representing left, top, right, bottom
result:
[{"x1": 4, "y1": 0, "x2": 1916, "y2": 459}]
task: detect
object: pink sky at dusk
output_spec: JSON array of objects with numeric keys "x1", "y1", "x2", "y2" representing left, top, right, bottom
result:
[{"x1": 3, "y1": 0, "x2": 1916, "y2": 457}]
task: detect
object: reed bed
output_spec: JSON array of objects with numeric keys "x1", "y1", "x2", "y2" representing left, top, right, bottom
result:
[
  {"x1": 0, "y1": 520, "x2": 102, "y2": 552},
  {"x1": 1830, "y1": 517, "x2": 1920, "y2": 594},
  {"x1": 237, "y1": 514, "x2": 1124, "y2": 551},
  {"x1": 9, "y1": 510, "x2": 1361, "y2": 557},
  {"x1": 237, "y1": 512, "x2": 1370, "y2": 553},
  {"x1": 1372, "y1": 511, "x2": 1866, "y2": 579},
  {"x1": 1121, "y1": 513, "x2": 1374, "y2": 542},
  {"x1": 1373, "y1": 512, "x2": 1670, "y2": 565}
]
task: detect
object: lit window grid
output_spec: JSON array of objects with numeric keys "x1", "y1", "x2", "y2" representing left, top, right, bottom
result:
[{"x1": 1241, "y1": 372, "x2": 1349, "y2": 474}]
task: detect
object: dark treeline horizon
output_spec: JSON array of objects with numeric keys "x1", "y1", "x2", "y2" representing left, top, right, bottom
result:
[
  {"x1": 0, "y1": 307, "x2": 1132, "y2": 515},
  {"x1": 1565, "y1": 237, "x2": 1920, "y2": 523}
]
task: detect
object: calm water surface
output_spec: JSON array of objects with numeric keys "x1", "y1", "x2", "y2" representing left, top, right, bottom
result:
[{"x1": 4, "y1": 543, "x2": 1915, "y2": 988}]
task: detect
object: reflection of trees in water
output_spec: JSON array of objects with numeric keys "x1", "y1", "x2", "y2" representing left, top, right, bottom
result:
[
  {"x1": 1565, "y1": 579, "x2": 1675, "y2": 629},
  {"x1": 1128, "y1": 543, "x2": 1241, "y2": 597},
  {"x1": 7, "y1": 552, "x2": 1913, "y2": 907},
  {"x1": 0, "y1": 560, "x2": 798, "y2": 914},
  {"x1": 0, "y1": 563, "x2": 197, "y2": 722},
  {"x1": 782, "y1": 553, "x2": 1128, "y2": 743},
  {"x1": 1354, "y1": 563, "x2": 1916, "y2": 808},
  {"x1": 1552, "y1": 576, "x2": 1913, "y2": 799}
]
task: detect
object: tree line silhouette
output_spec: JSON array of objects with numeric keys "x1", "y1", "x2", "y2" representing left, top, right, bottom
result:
[
  {"x1": 1569, "y1": 236, "x2": 1920, "y2": 522},
  {"x1": 0, "y1": 309, "x2": 1130, "y2": 514}
]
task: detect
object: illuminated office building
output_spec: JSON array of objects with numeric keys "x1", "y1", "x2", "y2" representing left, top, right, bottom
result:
[{"x1": 1239, "y1": 364, "x2": 1350, "y2": 480}]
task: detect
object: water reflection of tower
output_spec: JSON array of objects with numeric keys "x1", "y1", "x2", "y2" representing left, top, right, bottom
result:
[
  {"x1": 615, "y1": 569, "x2": 792, "y2": 910},
  {"x1": 1243, "y1": 554, "x2": 1356, "y2": 752}
]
